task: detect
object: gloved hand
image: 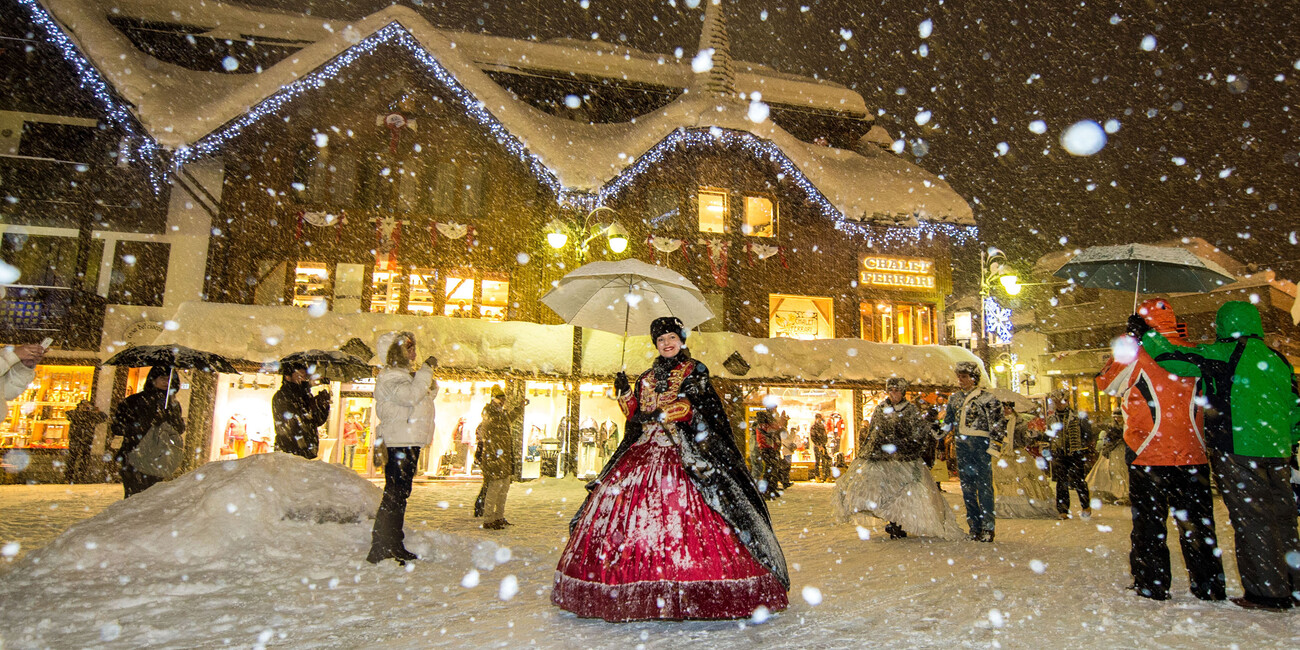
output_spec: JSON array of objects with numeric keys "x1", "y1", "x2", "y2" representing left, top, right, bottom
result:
[
  {"x1": 422, "y1": 355, "x2": 439, "y2": 369},
  {"x1": 1126, "y1": 314, "x2": 1152, "y2": 338},
  {"x1": 613, "y1": 371, "x2": 630, "y2": 395}
]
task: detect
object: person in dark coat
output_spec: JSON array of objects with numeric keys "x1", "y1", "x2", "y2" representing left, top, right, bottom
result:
[
  {"x1": 552, "y1": 316, "x2": 789, "y2": 621},
  {"x1": 1044, "y1": 389, "x2": 1095, "y2": 519},
  {"x1": 810, "y1": 413, "x2": 830, "y2": 482},
  {"x1": 272, "y1": 362, "x2": 330, "y2": 459},
  {"x1": 65, "y1": 400, "x2": 107, "y2": 484},
  {"x1": 754, "y1": 405, "x2": 783, "y2": 499},
  {"x1": 477, "y1": 385, "x2": 526, "y2": 529},
  {"x1": 110, "y1": 366, "x2": 184, "y2": 498}
]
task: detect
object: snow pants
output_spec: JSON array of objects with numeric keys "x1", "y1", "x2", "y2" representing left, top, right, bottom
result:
[
  {"x1": 1052, "y1": 449, "x2": 1091, "y2": 514},
  {"x1": 955, "y1": 435, "x2": 995, "y2": 536},
  {"x1": 482, "y1": 478, "x2": 511, "y2": 523},
  {"x1": 1211, "y1": 451, "x2": 1300, "y2": 608},
  {"x1": 1127, "y1": 456, "x2": 1225, "y2": 601},
  {"x1": 370, "y1": 446, "x2": 420, "y2": 555}
]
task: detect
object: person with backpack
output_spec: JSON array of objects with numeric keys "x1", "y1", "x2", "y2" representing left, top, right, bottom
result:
[
  {"x1": 272, "y1": 362, "x2": 331, "y2": 460},
  {"x1": 110, "y1": 366, "x2": 184, "y2": 498},
  {"x1": 1137, "y1": 301, "x2": 1300, "y2": 610}
]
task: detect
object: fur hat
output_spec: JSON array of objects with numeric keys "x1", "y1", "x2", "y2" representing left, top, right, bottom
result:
[
  {"x1": 954, "y1": 361, "x2": 980, "y2": 381},
  {"x1": 650, "y1": 316, "x2": 686, "y2": 342},
  {"x1": 885, "y1": 377, "x2": 908, "y2": 391}
]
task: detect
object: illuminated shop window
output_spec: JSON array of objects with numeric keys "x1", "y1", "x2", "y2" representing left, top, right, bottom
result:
[
  {"x1": 293, "y1": 262, "x2": 330, "y2": 308},
  {"x1": 479, "y1": 273, "x2": 509, "y2": 321},
  {"x1": 861, "y1": 301, "x2": 936, "y2": 345},
  {"x1": 369, "y1": 269, "x2": 402, "y2": 314},
  {"x1": 406, "y1": 268, "x2": 438, "y2": 315},
  {"x1": 743, "y1": 196, "x2": 776, "y2": 237},
  {"x1": 697, "y1": 188, "x2": 729, "y2": 233},
  {"x1": 769, "y1": 294, "x2": 834, "y2": 340},
  {"x1": 444, "y1": 273, "x2": 476, "y2": 318}
]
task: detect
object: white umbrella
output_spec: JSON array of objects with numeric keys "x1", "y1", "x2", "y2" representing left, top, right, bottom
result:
[
  {"x1": 990, "y1": 388, "x2": 1039, "y2": 413},
  {"x1": 541, "y1": 259, "x2": 715, "y2": 366}
]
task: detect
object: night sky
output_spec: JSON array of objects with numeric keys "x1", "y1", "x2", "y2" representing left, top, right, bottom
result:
[{"x1": 244, "y1": 0, "x2": 1299, "y2": 285}]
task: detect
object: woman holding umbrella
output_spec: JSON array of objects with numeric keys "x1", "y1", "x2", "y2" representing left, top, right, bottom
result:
[
  {"x1": 110, "y1": 366, "x2": 184, "y2": 498},
  {"x1": 551, "y1": 316, "x2": 789, "y2": 621}
]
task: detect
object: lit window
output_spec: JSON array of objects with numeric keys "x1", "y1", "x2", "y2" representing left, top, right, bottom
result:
[
  {"x1": 743, "y1": 196, "x2": 776, "y2": 237},
  {"x1": 293, "y1": 262, "x2": 330, "y2": 308},
  {"x1": 479, "y1": 274, "x2": 509, "y2": 321},
  {"x1": 406, "y1": 268, "x2": 438, "y2": 315},
  {"x1": 697, "y1": 188, "x2": 729, "y2": 233},
  {"x1": 861, "y1": 301, "x2": 936, "y2": 345},
  {"x1": 369, "y1": 269, "x2": 401, "y2": 314},
  {"x1": 444, "y1": 273, "x2": 475, "y2": 318},
  {"x1": 770, "y1": 294, "x2": 834, "y2": 340}
]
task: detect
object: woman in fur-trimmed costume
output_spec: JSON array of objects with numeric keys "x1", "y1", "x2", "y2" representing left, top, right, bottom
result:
[
  {"x1": 552, "y1": 317, "x2": 789, "y2": 621},
  {"x1": 833, "y1": 377, "x2": 964, "y2": 540}
]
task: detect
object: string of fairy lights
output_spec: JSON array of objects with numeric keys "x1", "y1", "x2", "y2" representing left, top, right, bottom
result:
[
  {"x1": 23, "y1": 2, "x2": 978, "y2": 244},
  {"x1": 16, "y1": 0, "x2": 165, "y2": 191}
]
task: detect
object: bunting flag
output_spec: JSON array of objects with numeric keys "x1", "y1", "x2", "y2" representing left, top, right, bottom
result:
[
  {"x1": 700, "y1": 238, "x2": 730, "y2": 287},
  {"x1": 374, "y1": 216, "x2": 401, "y2": 271},
  {"x1": 434, "y1": 221, "x2": 474, "y2": 252},
  {"x1": 647, "y1": 236, "x2": 691, "y2": 264}
]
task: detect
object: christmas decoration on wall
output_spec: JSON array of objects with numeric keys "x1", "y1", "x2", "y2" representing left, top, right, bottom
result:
[
  {"x1": 646, "y1": 236, "x2": 690, "y2": 264},
  {"x1": 699, "y1": 238, "x2": 730, "y2": 287},
  {"x1": 298, "y1": 210, "x2": 345, "y2": 243},
  {"x1": 431, "y1": 221, "x2": 475, "y2": 252},
  {"x1": 744, "y1": 241, "x2": 788, "y2": 269},
  {"x1": 373, "y1": 216, "x2": 404, "y2": 271},
  {"x1": 377, "y1": 113, "x2": 418, "y2": 154}
]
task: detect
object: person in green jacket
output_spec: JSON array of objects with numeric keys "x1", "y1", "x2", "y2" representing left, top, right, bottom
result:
[{"x1": 1134, "y1": 301, "x2": 1300, "y2": 610}]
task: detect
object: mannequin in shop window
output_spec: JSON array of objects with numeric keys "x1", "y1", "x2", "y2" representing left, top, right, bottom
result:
[
  {"x1": 552, "y1": 316, "x2": 789, "y2": 621},
  {"x1": 341, "y1": 413, "x2": 362, "y2": 470}
]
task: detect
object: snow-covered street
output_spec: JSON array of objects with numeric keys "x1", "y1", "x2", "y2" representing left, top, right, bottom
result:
[{"x1": 0, "y1": 455, "x2": 1295, "y2": 649}]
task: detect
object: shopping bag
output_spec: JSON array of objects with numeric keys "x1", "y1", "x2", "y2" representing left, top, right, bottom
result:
[{"x1": 127, "y1": 420, "x2": 185, "y2": 478}]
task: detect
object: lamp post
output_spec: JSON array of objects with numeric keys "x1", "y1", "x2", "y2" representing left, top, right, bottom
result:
[
  {"x1": 977, "y1": 248, "x2": 1020, "y2": 370},
  {"x1": 546, "y1": 206, "x2": 629, "y2": 477}
]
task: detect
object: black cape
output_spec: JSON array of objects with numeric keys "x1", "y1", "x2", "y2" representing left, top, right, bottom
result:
[{"x1": 569, "y1": 358, "x2": 790, "y2": 589}]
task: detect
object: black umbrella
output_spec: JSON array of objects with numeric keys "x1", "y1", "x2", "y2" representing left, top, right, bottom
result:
[
  {"x1": 1053, "y1": 243, "x2": 1236, "y2": 311},
  {"x1": 104, "y1": 344, "x2": 239, "y2": 373},
  {"x1": 274, "y1": 350, "x2": 373, "y2": 383}
]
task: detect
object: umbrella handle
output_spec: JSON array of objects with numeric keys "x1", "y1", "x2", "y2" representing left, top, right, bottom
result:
[
  {"x1": 620, "y1": 299, "x2": 631, "y2": 371},
  {"x1": 1132, "y1": 262, "x2": 1141, "y2": 312},
  {"x1": 164, "y1": 367, "x2": 175, "y2": 411}
]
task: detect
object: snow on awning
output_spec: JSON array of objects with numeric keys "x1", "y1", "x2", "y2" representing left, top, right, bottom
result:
[{"x1": 148, "y1": 302, "x2": 985, "y2": 387}]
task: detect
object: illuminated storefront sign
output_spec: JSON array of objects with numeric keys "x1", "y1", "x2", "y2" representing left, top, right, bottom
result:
[{"x1": 859, "y1": 255, "x2": 936, "y2": 289}]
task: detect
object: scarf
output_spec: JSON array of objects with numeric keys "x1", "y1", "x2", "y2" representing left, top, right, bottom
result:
[{"x1": 957, "y1": 388, "x2": 990, "y2": 438}]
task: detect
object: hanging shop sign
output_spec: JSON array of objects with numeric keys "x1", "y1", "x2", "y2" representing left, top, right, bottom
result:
[{"x1": 859, "y1": 255, "x2": 936, "y2": 289}]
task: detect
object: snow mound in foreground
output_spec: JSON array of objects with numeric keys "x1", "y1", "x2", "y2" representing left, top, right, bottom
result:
[{"x1": 19, "y1": 453, "x2": 381, "y2": 574}]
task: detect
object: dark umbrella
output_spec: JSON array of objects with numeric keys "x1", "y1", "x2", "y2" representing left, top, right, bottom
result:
[
  {"x1": 274, "y1": 350, "x2": 373, "y2": 383},
  {"x1": 104, "y1": 344, "x2": 239, "y2": 373},
  {"x1": 1052, "y1": 243, "x2": 1236, "y2": 310}
]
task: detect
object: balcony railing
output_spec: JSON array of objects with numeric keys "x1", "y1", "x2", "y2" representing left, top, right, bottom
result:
[{"x1": 0, "y1": 286, "x2": 106, "y2": 351}]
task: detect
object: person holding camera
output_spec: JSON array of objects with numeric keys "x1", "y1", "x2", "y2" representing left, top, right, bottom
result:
[
  {"x1": 476, "y1": 385, "x2": 527, "y2": 530},
  {"x1": 367, "y1": 331, "x2": 438, "y2": 565}
]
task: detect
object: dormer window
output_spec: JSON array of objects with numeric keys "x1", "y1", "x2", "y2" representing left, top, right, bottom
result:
[
  {"x1": 743, "y1": 196, "x2": 776, "y2": 237},
  {"x1": 697, "y1": 188, "x2": 729, "y2": 233}
]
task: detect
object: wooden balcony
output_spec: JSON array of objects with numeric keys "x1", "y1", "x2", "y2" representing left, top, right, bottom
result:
[{"x1": 0, "y1": 286, "x2": 106, "y2": 351}]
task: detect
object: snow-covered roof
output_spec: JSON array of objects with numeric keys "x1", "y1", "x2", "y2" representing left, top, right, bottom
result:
[
  {"x1": 147, "y1": 302, "x2": 986, "y2": 387},
  {"x1": 34, "y1": 0, "x2": 973, "y2": 225}
]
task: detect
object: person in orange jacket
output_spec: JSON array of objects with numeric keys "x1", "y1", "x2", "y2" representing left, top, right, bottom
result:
[{"x1": 1097, "y1": 298, "x2": 1225, "y2": 602}]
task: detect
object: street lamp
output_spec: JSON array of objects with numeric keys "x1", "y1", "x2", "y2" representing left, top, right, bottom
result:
[
  {"x1": 978, "y1": 247, "x2": 1020, "y2": 368},
  {"x1": 546, "y1": 206, "x2": 629, "y2": 260},
  {"x1": 547, "y1": 206, "x2": 630, "y2": 478}
]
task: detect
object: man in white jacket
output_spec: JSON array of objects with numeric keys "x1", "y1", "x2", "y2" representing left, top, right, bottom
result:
[
  {"x1": 367, "y1": 331, "x2": 438, "y2": 565},
  {"x1": 1, "y1": 343, "x2": 44, "y2": 422}
]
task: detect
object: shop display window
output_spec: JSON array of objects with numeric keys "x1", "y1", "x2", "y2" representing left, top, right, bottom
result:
[
  {"x1": 0, "y1": 364, "x2": 95, "y2": 449},
  {"x1": 293, "y1": 262, "x2": 331, "y2": 308},
  {"x1": 769, "y1": 294, "x2": 834, "y2": 340},
  {"x1": 861, "y1": 301, "x2": 936, "y2": 345},
  {"x1": 697, "y1": 188, "x2": 729, "y2": 233},
  {"x1": 407, "y1": 268, "x2": 438, "y2": 315},
  {"x1": 369, "y1": 269, "x2": 402, "y2": 314},
  {"x1": 443, "y1": 270, "x2": 509, "y2": 320},
  {"x1": 444, "y1": 273, "x2": 476, "y2": 318},
  {"x1": 480, "y1": 273, "x2": 509, "y2": 321},
  {"x1": 743, "y1": 195, "x2": 776, "y2": 237}
]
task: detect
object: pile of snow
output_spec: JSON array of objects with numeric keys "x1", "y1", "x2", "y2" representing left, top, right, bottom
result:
[{"x1": 17, "y1": 453, "x2": 380, "y2": 573}]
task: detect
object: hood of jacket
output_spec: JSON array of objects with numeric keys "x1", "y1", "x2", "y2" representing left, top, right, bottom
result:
[
  {"x1": 1214, "y1": 301, "x2": 1264, "y2": 341},
  {"x1": 1137, "y1": 298, "x2": 1185, "y2": 341}
]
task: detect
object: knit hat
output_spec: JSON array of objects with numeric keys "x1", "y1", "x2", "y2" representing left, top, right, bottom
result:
[
  {"x1": 885, "y1": 377, "x2": 908, "y2": 391},
  {"x1": 650, "y1": 316, "x2": 686, "y2": 342},
  {"x1": 146, "y1": 365, "x2": 172, "y2": 384}
]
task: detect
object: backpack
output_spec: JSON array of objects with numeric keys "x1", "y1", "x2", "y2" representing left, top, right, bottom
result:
[{"x1": 127, "y1": 419, "x2": 185, "y2": 478}]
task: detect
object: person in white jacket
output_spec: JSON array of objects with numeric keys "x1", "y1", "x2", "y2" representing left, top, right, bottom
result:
[
  {"x1": 1, "y1": 343, "x2": 44, "y2": 422},
  {"x1": 367, "y1": 331, "x2": 438, "y2": 565}
]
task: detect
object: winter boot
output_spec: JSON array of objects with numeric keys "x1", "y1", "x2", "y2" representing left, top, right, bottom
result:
[
  {"x1": 885, "y1": 522, "x2": 908, "y2": 540},
  {"x1": 977, "y1": 530, "x2": 995, "y2": 543}
]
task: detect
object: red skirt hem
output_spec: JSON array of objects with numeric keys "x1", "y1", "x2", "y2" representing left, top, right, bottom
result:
[{"x1": 551, "y1": 571, "x2": 788, "y2": 622}]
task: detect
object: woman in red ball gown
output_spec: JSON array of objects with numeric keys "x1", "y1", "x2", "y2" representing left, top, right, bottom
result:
[{"x1": 552, "y1": 317, "x2": 789, "y2": 621}]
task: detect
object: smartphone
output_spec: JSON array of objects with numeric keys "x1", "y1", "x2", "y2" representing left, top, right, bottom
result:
[{"x1": 40, "y1": 338, "x2": 53, "y2": 350}]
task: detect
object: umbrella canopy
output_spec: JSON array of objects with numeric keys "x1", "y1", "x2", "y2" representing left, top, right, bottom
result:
[
  {"x1": 541, "y1": 259, "x2": 715, "y2": 336},
  {"x1": 990, "y1": 388, "x2": 1039, "y2": 414},
  {"x1": 273, "y1": 350, "x2": 373, "y2": 383},
  {"x1": 1052, "y1": 243, "x2": 1236, "y2": 295},
  {"x1": 103, "y1": 344, "x2": 238, "y2": 373}
]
